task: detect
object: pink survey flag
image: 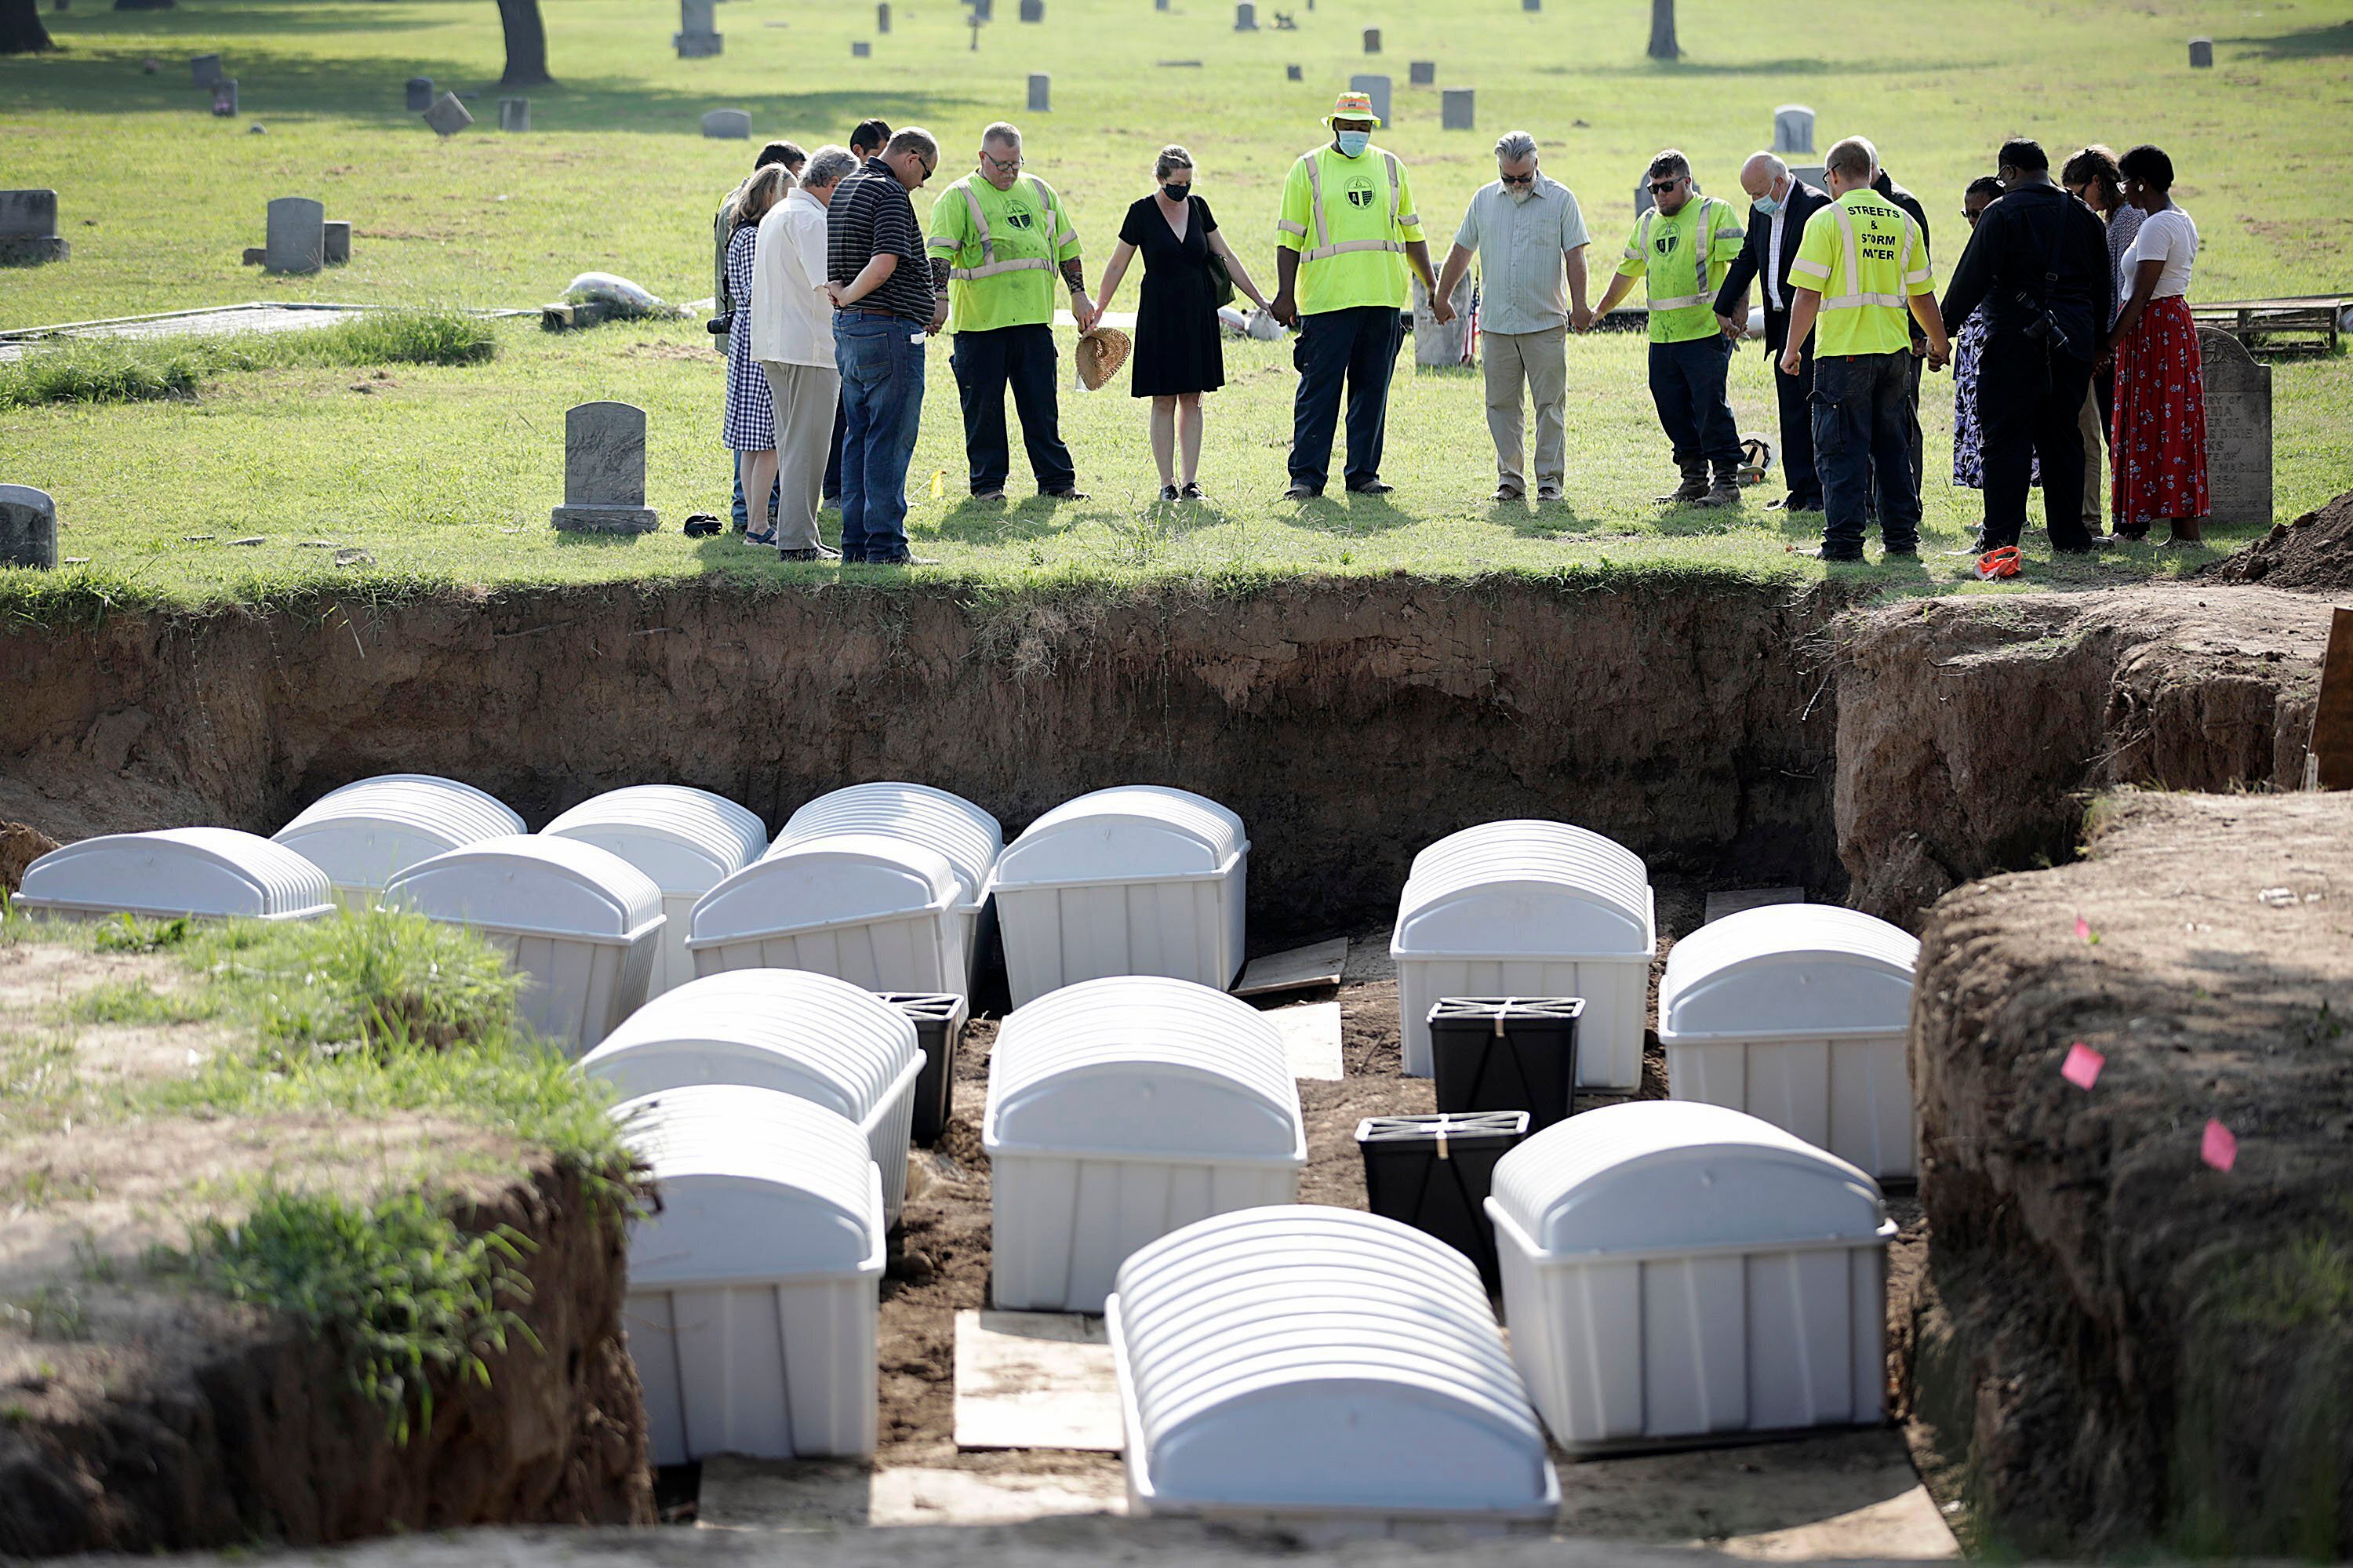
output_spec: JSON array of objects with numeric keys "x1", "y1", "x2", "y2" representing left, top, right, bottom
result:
[
  {"x1": 2201, "y1": 1119, "x2": 2238, "y2": 1172},
  {"x1": 2073, "y1": 915, "x2": 2098, "y2": 944},
  {"x1": 2060, "y1": 1042, "x2": 2104, "y2": 1090}
]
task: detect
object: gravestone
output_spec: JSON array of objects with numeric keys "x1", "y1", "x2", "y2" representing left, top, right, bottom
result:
[
  {"x1": 2198, "y1": 327, "x2": 2272, "y2": 526},
  {"x1": 1635, "y1": 176, "x2": 1653, "y2": 216},
  {"x1": 191, "y1": 53, "x2": 222, "y2": 88},
  {"x1": 424, "y1": 91, "x2": 472, "y2": 135},
  {"x1": 1409, "y1": 60, "x2": 1434, "y2": 85},
  {"x1": 551, "y1": 402, "x2": 660, "y2": 533},
  {"x1": 1155, "y1": 0, "x2": 1167, "y2": 9},
  {"x1": 406, "y1": 76, "x2": 434, "y2": 111},
  {"x1": 1773, "y1": 103, "x2": 1814, "y2": 156},
  {"x1": 1028, "y1": 72, "x2": 1049, "y2": 111},
  {"x1": 264, "y1": 196, "x2": 325, "y2": 275},
  {"x1": 212, "y1": 79, "x2": 238, "y2": 116},
  {"x1": 323, "y1": 220, "x2": 351, "y2": 264},
  {"x1": 852, "y1": 39, "x2": 871, "y2": 55},
  {"x1": 499, "y1": 96, "x2": 529, "y2": 131},
  {"x1": 702, "y1": 107, "x2": 751, "y2": 139},
  {"x1": 2189, "y1": 36, "x2": 2213, "y2": 67},
  {"x1": 1019, "y1": 0, "x2": 1042, "y2": 20},
  {"x1": 1235, "y1": 1, "x2": 1255, "y2": 27},
  {"x1": 0, "y1": 190, "x2": 69, "y2": 265},
  {"x1": 675, "y1": 0, "x2": 723, "y2": 56},
  {"x1": 0, "y1": 486, "x2": 58, "y2": 572},
  {"x1": 972, "y1": 0, "x2": 991, "y2": 20},
  {"x1": 878, "y1": 1, "x2": 890, "y2": 29},
  {"x1": 1441, "y1": 86, "x2": 1474, "y2": 129},
  {"x1": 1791, "y1": 163, "x2": 1826, "y2": 194},
  {"x1": 1286, "y1": 63, "x2": 1301, "y2": 80},
  {"x1": 1348, "y1": 73, "x2": 1390, "y2": 129},
  {"x1": 1362, "y1": 26, "x2": 1379, "y2": 51},
  {"x1": 1522, "y1": 0, "x2": 1539, "y2": 11},
  {"x1": 1411, "y1": 272, "x2": 1475, "y2": 367}
]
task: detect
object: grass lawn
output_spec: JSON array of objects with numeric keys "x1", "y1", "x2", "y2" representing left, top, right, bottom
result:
[{"x1": 4, "y1": 0, "x2": 2350, "y2": 605}]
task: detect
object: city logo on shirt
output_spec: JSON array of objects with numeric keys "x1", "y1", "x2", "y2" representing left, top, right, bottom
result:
[
  {"x1": 1654, "y1": 229, "x2": 1681, "y2": 257},
  {"x1": 1006, "y1": 206, "x2": 1036, "y2": 230},
  {"x1": 1345, "y1": 176, "x2": 1376, "y2": 209}
]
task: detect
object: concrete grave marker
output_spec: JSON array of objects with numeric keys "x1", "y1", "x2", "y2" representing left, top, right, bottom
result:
[
  {"x1": 1441, "y1": 87, "x2": 1475, "y2": 129},
  {"x1": 1524, "y1": 0, "x2": 1540, "y2": 11},
  {"x1": 551, "y1": 402, "x2": 660, "y2": 533},
  {"x1": 0, "y1": 486, "x2": 58, "y2": 571},
  {"x1": 191, "y1": 53, "x2": 222, "y2": 88},
  {"x1": 1235, "y1": 2, "x2": 1255, "y2": 27},
  {"x1": 264, "y1": 196, "x2": 325, "y2": 275},
  {"x1": 702, "y1": 107, "x2": 751, "y2": 139},
  {"x1": 676, "y1": 0, "x2": 723, "y2": 56},
  {"x1": 2198, "y1": 327, "x2": 2271, "y2": 526},
  {"x1": 878, "y1": 1, "x2": 890, "y2": 29},
  {"x1": 971, "y1": 0, "x2": 991, "y2": 20},
  {"x1": 212, "y1": 79, "x2": 238, "y2": 116},
  {"x1": 406, "y1": 76, "x2": 434, "y2": 111},
  {"x1": 1019, "y1": 0, "x2": 1042, "y2": 20},
  {"x1": 1409, "y1": 59, "x2": 1433, "y2": 85},
  {"x1": 498, "y1": 96, "x2": 529, "y2": 131},
  {"x1": 1362, "y1": 25, "x2": 1379, "y2": 51},
  {"x1": 1413, "y1": 270, "x2": 1475, "y2": 365},
  {"x1": 1773, "y1": 103, "x2": 1815, "y2": 155},
  {"x1": 1286, "y1": 62, "x2": 1301, "y2": 79},
  {"x1": 852, "y1": 39, "x2": 871, "y2": 55},
  {"x1": 424, "y1": 91, "x2": 472, "y2": 135},
  {"x1": 1267, "y1": 1001, "x2": 1344, "y2": 1079},
  {"x1": 0, "y1": 190, "x2": 69, "y2": 265},
  {"x1": 322, "y1": 219, "x2": 351, "y2": 264},
  {"x1": 951, "y1": 1312, "x2": 1120, "y2": 1451},
  {"x1": 1791, "y1": 163, "x2": 1826, "y2": 194},
  {"x1": 1027, "y1": 72, "x2": 1049, "y2": 111},
  {"x1": 1348, "y1": 72, "x2": 1389, "y2": 129},
  {"x1": 2189, "y1": 36, "x2": 2213, "y2": 67}
]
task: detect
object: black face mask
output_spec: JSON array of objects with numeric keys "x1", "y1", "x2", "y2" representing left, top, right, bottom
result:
[{"x1": 1162, "y1": 183, "x2": 1192, "y2": 202}]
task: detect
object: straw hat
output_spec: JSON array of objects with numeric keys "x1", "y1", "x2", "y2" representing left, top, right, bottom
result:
[
  {"x1": 1075, "y1": 325, "x2": 1131, "y2": 391},
  {"x1": 1322, "y1": 89, "x2": 1383, "y2": 129}
]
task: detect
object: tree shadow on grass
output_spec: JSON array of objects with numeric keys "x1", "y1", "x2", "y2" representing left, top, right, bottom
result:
[{"x1": 2220, "y1": 23, "x2": 2353, "y2": 60}]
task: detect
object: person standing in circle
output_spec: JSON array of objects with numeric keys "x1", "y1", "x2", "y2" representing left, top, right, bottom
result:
[
  {"x1": 1091, "y1": 146, "x2": 1271, "y2": 501},
  {"x1": 2104, "y1": 144, "x2": 2208, "y2": 547},
  {"x1": 723, "y1": 165, "x2": 794, "y2": 548}
]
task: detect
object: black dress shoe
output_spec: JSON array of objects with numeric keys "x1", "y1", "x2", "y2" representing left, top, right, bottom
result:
[{"x1": 1346, "y1": 479, "x2": 1395, "y2": 495}]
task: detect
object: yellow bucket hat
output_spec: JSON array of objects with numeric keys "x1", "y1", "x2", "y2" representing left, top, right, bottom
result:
[{"x1": 1323, "y1": 89, "x2": 1383, "y2": 129}]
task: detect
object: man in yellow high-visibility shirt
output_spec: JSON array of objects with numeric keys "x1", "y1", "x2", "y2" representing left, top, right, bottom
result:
[
  {"x1": 1268, "y1": 89, "x2": 1438, "y2": 500},
  {"x1": 1780, "y1": 134, "x2": 1951, "y2": 563},
  {"x1": 926, "y1": 122, "x2": 1096, "y2": 501},
  {"x1": 1591, "y1": 149, "x2": 1747, "y2": 507}
]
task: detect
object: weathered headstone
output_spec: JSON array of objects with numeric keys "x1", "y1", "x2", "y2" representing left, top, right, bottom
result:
[
  {"x1": 424, "y1": 90, "x2": 471, "y2": 136},
  {"x1": 0, "y1": 486, "x2": 57, "y2": 572},
  {"x1": 1411, "y1": 272, "x2": 1475, "y2": 367},
  {"x1": 211, "y1": 79, "x2": 238, "y2": 116},
  {"x1": 1441, "y1": 86, "x2": 1474, "y2": 129},
  {"x1": 2198, "y1": 327, "x2": 2272, "y2": 526},
  {"x1": 1235, "y1": 2, "x2": 1255, "y2": 27},
  {"x1": 852, "y1": 39, "x2": 871, "y2": 55},
  {"x1": 1362, "y1": 25, "x2": 1379, "y2": 51},
  {"x1": 264, "y1": 196, "x2": 325, "y2": 275},
  {"x1": 551, "y1": 402, "x2": 660, "y2": 533},
  {"x1": 499, "y1": 96, "x2": 529, "y2": 131},
  {"x1": 0, "y1": 190, "x2": 69, "y2": 266},
  {"x1": 1773, "y1": 103, "x2": 1814, "y2": 156},
  {"x1": 1347, "y1": 73, "x2": 1389, "y2": 130},
  {"x1": 405, "y1": 76, "x2": 434, "y2": 111},
  {"x1": 323, "y1": 220, "x2": 351, "y2": 264},
  {"x1": 1027, "y1": 72, "x2": 1049, "y2": 111},
  {"x1": 702, "y1": 107, "x2": 751, "y2": 139},
  {"x1": 1635, "y1": 176, "x2": 1654, "y2": 216},
  {"x1": 1019, "y1": 0, "x2": 1042, "y2": 20},
  {"x1": 191, "y1": 53, "x2": 222, "y2": 88},
  {"x1": 1286, "y1": 63, "x2": 1301, "y2": 80},
  {"x1": 1791, "y1": 163, "x2": 1826, "y2": 194},
  {"x1": 675, "y1": 0, "x2": 723, "y2": 56},
  {"x1": 877, "y1": 1, "x2": 890, "y2": 29},
  {"x1": 1522, "y1": 0, "x2": 1539, "y2": 11},
  {"x1": 972, "y1": 0, "x2": 991, "y2": 20},
  {"x1": 1408, "y1": 59, "x2": 1433, "y2": 85},
  {"x1": 2189, "y1": 36, "x2": 2213, "y2": 67}
]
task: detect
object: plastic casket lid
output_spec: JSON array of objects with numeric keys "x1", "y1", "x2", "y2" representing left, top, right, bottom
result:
[
  {"x1": 777, "y1": 783, "x2": 1002, "y2": 905},
  {"x1": 1110, "y1": 1206, "x2": 1555, "y2": 1518},
  {"x1": 615, "y1": 1085, "x2": 882, "y2": 1283},
  {"x1": 1392, "y1": 840, "x2": 1654, "y2": 960},
  {"x1": 1488, "y1": 1101, "x2": 1884, "y2": 1257},
  {"x1": 987, "y1": 976, "x2": 1302, "y2": 1162},
  {"x1": 543, "y1": 785, "x2": 769, "y2": 897},
  {"x1": 315, "y1": 773, "x2": 526, "y2": 836},
  {"x1": 274, "y1": 776, "x2": 527, "y2": 890},
  {"x1": 1659, "y1": 904, "x2": 1920, "y2": 1043},
  {"x1": 688, "y1": 833, "x2": 961, "y2": 945},
  {"x1": 16, "y1": 828, "x2": 334, "y2": 922},
  {"x1": 381, "y1": 834, "x2": 664, "y2": 940},
  {"x1": 580, "y1": 968, "x2": 919, "y2": 1115},
  {"x1": 1408, "y1": 819, "x2": 1646, "y2": 886},
  {"x1": 991, "y1": 785, "x2": 1246, "y2": 890}
]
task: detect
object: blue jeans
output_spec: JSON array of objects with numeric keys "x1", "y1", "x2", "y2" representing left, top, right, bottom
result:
[
  {"x1": 1812, "y1": 350, "x2": 1922, "y2": 556},
  {"x1": 1646, "y1": 334, "x2": 1743, "y2": 470},
  {"x1": 951, "y1": 324, "x2": 1076, "y2": 494},
  {"x1": 1290, "y1": 305, "x2": 1405, "y2": 493},
  {"x1": 834, "y1": 312, "x2": 926, "y2": 561}
]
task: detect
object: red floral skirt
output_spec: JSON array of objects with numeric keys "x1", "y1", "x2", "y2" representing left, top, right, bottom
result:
[{"x1": 2110, "y1": 296, "x2": 2209, "y2": 527}]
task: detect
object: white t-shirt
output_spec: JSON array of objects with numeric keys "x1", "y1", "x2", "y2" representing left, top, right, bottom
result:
[
  {"x1": 2122, "y1": 203, "x2": 2197, "y2": 301},
  {"x1": 751, "y1": 189, "x2": 837, "y2": 369}
]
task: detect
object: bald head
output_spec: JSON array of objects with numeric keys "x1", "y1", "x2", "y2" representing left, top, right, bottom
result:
[{"x1": 1740, "y1": 151, "x2": 1789, "y2": 202}]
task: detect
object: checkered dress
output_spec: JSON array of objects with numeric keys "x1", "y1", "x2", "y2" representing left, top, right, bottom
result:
[{"x1": 722, "y1": 224, "x2": 776, "y2": 451}]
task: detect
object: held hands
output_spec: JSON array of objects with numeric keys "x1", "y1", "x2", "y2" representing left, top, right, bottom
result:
[
  {"x1": 823, "y1": 282, "x2": 849, "y2": 309},
  {"x1": 1571, "y1": 304, "x2": 1595, "y2": 333},
  {"x1": 1779, "y1": 345, "x2": 1804, "y2": 377},
  {"x1": 1268, "y1": 290, "x2": 1298, "y2": 328},
  {"x1": 1717, "y1": 312, "x2": 1744, "y2": 340},
  {"x1": 1926, "y1": 338, "x2": 1951, "y2": 373},
  {"x1": 1071, "y1": 292, "x2": 1100, "y2": 333},
  {"x1": 928, "y1": 300, "x2": 948, "y2": 336},
  {"x1": 1431, "y1": 297, "x2": 1457, "y2": 326}
]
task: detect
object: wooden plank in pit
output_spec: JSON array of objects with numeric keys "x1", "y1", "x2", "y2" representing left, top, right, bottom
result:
[
  {"x1": 952, "y1": 1310, "x2": 1121, "y2": 1452},
  {"x1": 1233, "y1": 937, "x2": 1348, "y2": 997},
  {"x1": 2316, "y1": 606, "x2": 2353, "y2": 791},
  {"x1": 1704, "y1": 886, "x2": 1806, "y2": 923}
]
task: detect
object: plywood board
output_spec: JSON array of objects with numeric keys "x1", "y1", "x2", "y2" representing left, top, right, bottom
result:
[
  {"x1": 1267, "y1": 1000, "x2": 1344, "y2": 1079},
  {"x1": 2315, "y1": 605, "x2": 2353, "y2": 790},
  {"x1": 1233, "y1": 937, "x2": 1348, "y2": 997},
  {"x1": 952, "y1": 1310, "x2": 1121, "y2": 1452},
  {"x1": 1704, "y1": 886, "x2": 1806, "y2": 923}
]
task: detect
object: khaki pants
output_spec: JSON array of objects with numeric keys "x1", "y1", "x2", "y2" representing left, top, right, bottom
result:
[
  {"x1": 2077, "y1": 382, "x2": 2104, "y2": 533},
  {"x1": 1482, "y1": 326, "x2": 1569, "y2": 493},
  {"x1": 761, "y1": 359, "x2": 843, "y2": 552}
]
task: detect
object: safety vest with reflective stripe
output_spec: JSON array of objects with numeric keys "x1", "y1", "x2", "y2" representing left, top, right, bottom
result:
[
  {"x1": 1787, "y1": 191, "x2": 1931, "y2": 358},
  {"x1": 1614, "y1": 195, "x2": 1744, "y2": 344},
  {"x1": 1275, "y1": 144, "x2": 1427, "y2": 315},
  {"x1": 926, "y1": 173, "x2": 1082, "y2": 333}
]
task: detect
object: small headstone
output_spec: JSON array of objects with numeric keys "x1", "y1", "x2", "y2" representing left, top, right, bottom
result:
[
  {"x1": 675, "y1": 30, "x2": 724, "y2": 55},
  {"x1": 211, "y1": 78, "x2": 238, "y2": 116},
  {"x1": 852, "y1": 39, "x2": 871, "y2": 55},
  {"x1": 2197, "y1": 327, "x2": 2272, "y2": 526},
  {"x1": 1522, "y1": 0, "x2": 1539, "y2": 11},
  {"x1": 1019, "y1": 0, "x2": 1042, "y2": 20},
  {"x1": 423, "y1": 90, "x2": 471, "y2": 136},
  {"x1": 675, "y1": 0, "x2": 723, "y2": 56},
  {"x1": 1234, "y1": 2, "x2": 1255, "y2": 27},
  {"x1": 702, "y1": 107, "x2": 751, "y2": 139},
  {"x1": 0, "y1": 486, "x2": 58, "y2": 572},
  {"x1": 2189, "y1": 36, "x2": 2213, "y2": 67},
  {"x1": 191, "y1": 53, "x2": 222, "y2": 88},
  {"x1": 1635, "y1": 176, "x2": 1654, "y2": 216},
  {"x1": 1791, "y1": 163, "x2": 1826, "y2": 194},
  {"x1": 242, "y1": 246, "x2": 267, "y2": 264},
  {"x1": 499, "y1": 96, "x2": 529, "y2": 132},
  {"x1": 1286, "y1": 62, "x2": 1301, "y2": 80},
  {"x1": 1027, "y1": 72, "x2": 1049, "y2": 111},
  {"x1": 1413, "y1": 272, "x2": 1474, "y2": 366},
  {"x1": 1408, "y1": 59, "x2": 1433, "y2": 85},
  {"x1": 264, "y1": 196, "x2": 325, "y2": 275},
  {"x1": 551, "y1": 402, "x2": 660, "y2": 533},
  {"x1": 0, "y1": 190, "x2": 69, "y2": 265},
  {"x1": 972, "y1": 0, "x2": 991, "y2": 19},
  {"x1": 1441, "y1": 86, "x2": 1473, "y2": 129},
  {"x1": 1362, "y1": 25, "x2": 1379, "y2": 51},
  {"x1": 323, "y1": 219, "x2": 351, "y2": 264},
  {"x1": 1347, "y1": 72, "x2": 1389, "y2": 130},
  {"x1": 878, "y1": 0, "x2": 890, "y2": 28},
  {"x1": 1773, "y1": 103, "x2": 1814, "y2": 155},
  {"x1": 405, "y1": 76, "x2": 434, "y2": 111}
]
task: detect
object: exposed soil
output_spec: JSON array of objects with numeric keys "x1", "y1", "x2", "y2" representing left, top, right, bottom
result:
[
  {"x1": 0, "y1": 821, "x2": 59, "y2": 896},
  {"x1": 2203, "y1": 485, "x2": 2353, "y2": 593},
  {"x1": 1903, "y1": 790, "x2": 2353, "y2": 1558}
]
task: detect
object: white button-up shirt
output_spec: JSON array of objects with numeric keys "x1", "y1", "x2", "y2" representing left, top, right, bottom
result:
[
  {"x1": 1764, "y1": 183, "x2": 1791, "y2": 312},
  {"x1": 1450, "y1": 173, "x2": 1591, "y2": 335},
  {"x1": 751, "y1": 188, "x2": 835, "y2": 369}
]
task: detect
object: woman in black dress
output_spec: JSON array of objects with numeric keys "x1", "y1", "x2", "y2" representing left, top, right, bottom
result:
[{"x1": 1091, "y1": 146, "x2": 1269, "y2": 500}]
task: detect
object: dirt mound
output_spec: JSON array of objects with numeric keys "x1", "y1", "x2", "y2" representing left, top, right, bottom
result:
[
  {"x1": 1904, "y1": 790, "x2": 2353, "y2": 1557},
  {"x1": 2203, "y1": 487, "x2": 2353, "y2": 592},
  {"x1": 0, "y1": 822, "x2": 59, "y2": 895}
]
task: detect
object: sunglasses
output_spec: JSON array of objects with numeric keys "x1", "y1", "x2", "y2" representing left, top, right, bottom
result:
[
  {"x1": 1647, "y1": 178, "x2": 1684, "y2": 195},
  {"x1": 1500, "y1": 172, "x2": 1536, "y2": 186},
  {"x1": 917, "y1": 157, "x2": 936, "y2": 180}
]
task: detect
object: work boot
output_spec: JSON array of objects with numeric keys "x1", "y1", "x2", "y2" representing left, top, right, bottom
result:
[
  {"x1": 1654, "y1": 461, "x2": 1708, "y2": 505},
  {"x1": 1693, "y1": 459, "x2": 1744, "y2": 508}
]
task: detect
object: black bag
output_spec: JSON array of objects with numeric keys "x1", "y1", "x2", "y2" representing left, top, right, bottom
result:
[{"x1": 1200, "y1": 201, "x2": 1235, "y2": 308}]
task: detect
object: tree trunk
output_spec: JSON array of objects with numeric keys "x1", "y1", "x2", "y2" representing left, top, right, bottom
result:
[
  {"x1": 1647, "y1": 0, "x2": 1678, "y2": 60},
  {"x1": 1, "y1": 0, "x2": 56, "y2": 53},
  {"x1": 495, "y1": 0, "x2": 553, "y2": 86}
]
